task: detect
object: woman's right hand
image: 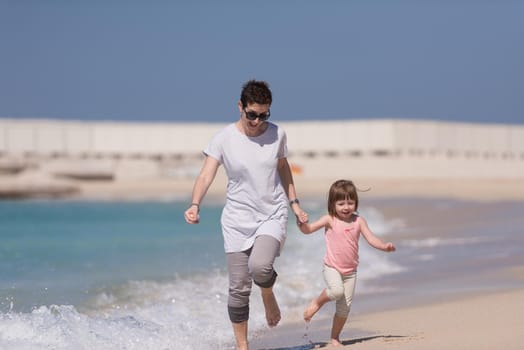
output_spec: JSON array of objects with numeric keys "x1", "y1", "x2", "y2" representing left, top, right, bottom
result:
[{"x1": 184, "y1": 205, "x2": 200, "y2": 224}]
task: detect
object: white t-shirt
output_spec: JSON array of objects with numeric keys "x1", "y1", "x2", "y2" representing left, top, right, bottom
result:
[{"x1": 204, "y1": 122, "x2": 289, "y2": 253}]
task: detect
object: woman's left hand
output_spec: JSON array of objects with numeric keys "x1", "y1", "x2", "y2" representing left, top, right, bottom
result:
[{"x1": 294, "y1": 206, "x2": 309, "y2": 224}]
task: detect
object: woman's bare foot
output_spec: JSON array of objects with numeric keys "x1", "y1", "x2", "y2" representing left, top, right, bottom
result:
[
  {"x1": 261, "y1": 288, "x2": 281, "y2": 327},
  {"x1": 303, "y1": 299, "x2": 321, "y2": 322}
]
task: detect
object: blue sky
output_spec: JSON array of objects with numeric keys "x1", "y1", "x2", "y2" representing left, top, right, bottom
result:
[{"x1": 1, "y1": 1, "x2": 523, "y2": 124}]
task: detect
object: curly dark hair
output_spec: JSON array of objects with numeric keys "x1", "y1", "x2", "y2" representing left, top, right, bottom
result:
[{"x1": 240, "y1": 80, "x2": 272, "y2": 108}]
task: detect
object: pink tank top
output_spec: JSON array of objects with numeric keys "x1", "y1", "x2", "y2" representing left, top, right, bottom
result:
[{"x1": 323, "y1": 215, "x2": 361, "y2": 275}]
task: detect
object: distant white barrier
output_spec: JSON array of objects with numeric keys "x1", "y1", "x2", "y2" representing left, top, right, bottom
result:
[
  {"x1": 0, "y1": 119, "x2": 227, "y2": 157},
  {"x1": 0, "y1": 118, "x2": 523, "y2": 158},
  {"x1": 283, "y1": 119, "x2": 524, "y2": 158}
]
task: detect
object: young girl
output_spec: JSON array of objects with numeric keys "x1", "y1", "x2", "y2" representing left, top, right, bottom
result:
[{"x1": 298, "y1": 179, "x2": 395, "y2": 347}]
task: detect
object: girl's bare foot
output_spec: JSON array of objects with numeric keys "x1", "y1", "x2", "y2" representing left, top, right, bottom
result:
[
  {"x1": 261, "y1": 289, "x2": 281, "y2": 327},
  {"x1": 303, "y1": 299, "x2": 321, "y2": 322},
  {"x1": 331, "y1": 338, "x2": 343, "y2": 347}
]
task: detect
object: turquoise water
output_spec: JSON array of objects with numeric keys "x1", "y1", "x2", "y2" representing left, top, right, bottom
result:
[{"x1": 0, "y1": 201, "x2": 224, "y2": 312}]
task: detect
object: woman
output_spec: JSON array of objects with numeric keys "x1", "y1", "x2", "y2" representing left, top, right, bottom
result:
[{"x1": 184, "y1": 80, "x2": 308, "y2": 350}]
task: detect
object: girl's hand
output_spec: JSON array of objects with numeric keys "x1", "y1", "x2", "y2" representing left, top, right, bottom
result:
[
  {"x1": 296, "y1": 214, "x2": 310, "y2": 234},
  {"x1": 384, "y1": 242, "x2": 396, "y2": 252}
]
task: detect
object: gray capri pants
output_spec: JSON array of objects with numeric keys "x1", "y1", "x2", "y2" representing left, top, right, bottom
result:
[
  {"x1": 323, "y1": 264, "x2": 357, "y2": 318},
  {"x1": 226, "y1": 235, "x2": 280, "y2": 323}
]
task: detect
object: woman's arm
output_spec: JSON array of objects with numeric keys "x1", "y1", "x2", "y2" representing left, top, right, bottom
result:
[
  {"x1": 278, "y1": 157, "x2": 308, "y2": 224},
  {"x1": 184, "y1": 156, "x2": 220, "y2": 224},
  {"x1": 359, "y1": 216, "x2": 396, "y2": 252},
  {"x1": 298, "y1": 214, "x2": 331, "y2": 235}
]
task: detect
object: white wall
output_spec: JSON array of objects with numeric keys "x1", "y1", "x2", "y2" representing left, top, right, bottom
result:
[{"x1": 1, "y1": 118, "x2": 523, "y2": 158}]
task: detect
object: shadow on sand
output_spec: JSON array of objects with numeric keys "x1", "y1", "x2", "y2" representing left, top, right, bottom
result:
[{"x1": 257, "y1": 334, "x2": 407, "y2": 350}]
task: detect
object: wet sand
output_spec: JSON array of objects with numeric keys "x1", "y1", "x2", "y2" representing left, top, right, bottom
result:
[{"x1": 250, "y1": 288, "x2": 524, "y2": 350}]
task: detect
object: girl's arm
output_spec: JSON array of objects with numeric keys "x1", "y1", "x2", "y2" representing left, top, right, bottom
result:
[
  {"x1": 298, "y1": 214, "x2": 331, "y2": 234},
  {"x1": 358, "y1": 216, "x2": 396, "y2": 252}
]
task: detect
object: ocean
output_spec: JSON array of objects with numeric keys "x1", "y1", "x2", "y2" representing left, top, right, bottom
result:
[{"x1": 1, "y1": 198, "x2": 523, "y2": 350}]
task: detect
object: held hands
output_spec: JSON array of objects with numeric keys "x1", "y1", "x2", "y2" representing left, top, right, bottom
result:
[
  {"x1": 293, "y1": 205, "x2": 309, "y2": 225},
  {"x1": 184, "y1": 204, "x2": 200, "y2": 224}
]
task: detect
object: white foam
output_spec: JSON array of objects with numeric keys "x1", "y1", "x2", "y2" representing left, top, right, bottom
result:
[
  {"x1": 402, "y1": 236, "x2": 493, "y2": 248},
  {"x1": 415, "y1": 254, "x2": 435, "y2": 261},
  {"x1": 358, "y1": 207, "x2": 406, "y2": 236},
  {"x1": 0, "y1": 274, "x2": 238, "y2": 350}
]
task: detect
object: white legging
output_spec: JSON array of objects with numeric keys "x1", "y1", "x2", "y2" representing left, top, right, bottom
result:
[{"x1": 323, "y1": 264, "x2": 357, "y2": 318}]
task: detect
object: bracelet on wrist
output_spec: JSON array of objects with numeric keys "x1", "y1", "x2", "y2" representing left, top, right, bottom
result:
[
  {"x1": 289, "y1": 198, "x2": 300, "y2": 206},
  {"x1": 190, "y1": 203, "x2": 200, "y2": 210}
]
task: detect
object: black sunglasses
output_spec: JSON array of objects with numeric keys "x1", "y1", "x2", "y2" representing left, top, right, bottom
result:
[{"x1": 244, "y1": 108, "x2": 271, "y2": 121}]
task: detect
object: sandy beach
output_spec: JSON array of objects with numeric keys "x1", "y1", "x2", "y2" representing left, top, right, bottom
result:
[
  {"x1": 67, "y1": 176, "x2": 524, "y2": 202},
  {"x1": 250, "y1": 288, "x2": 524, "y2": 350}
]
